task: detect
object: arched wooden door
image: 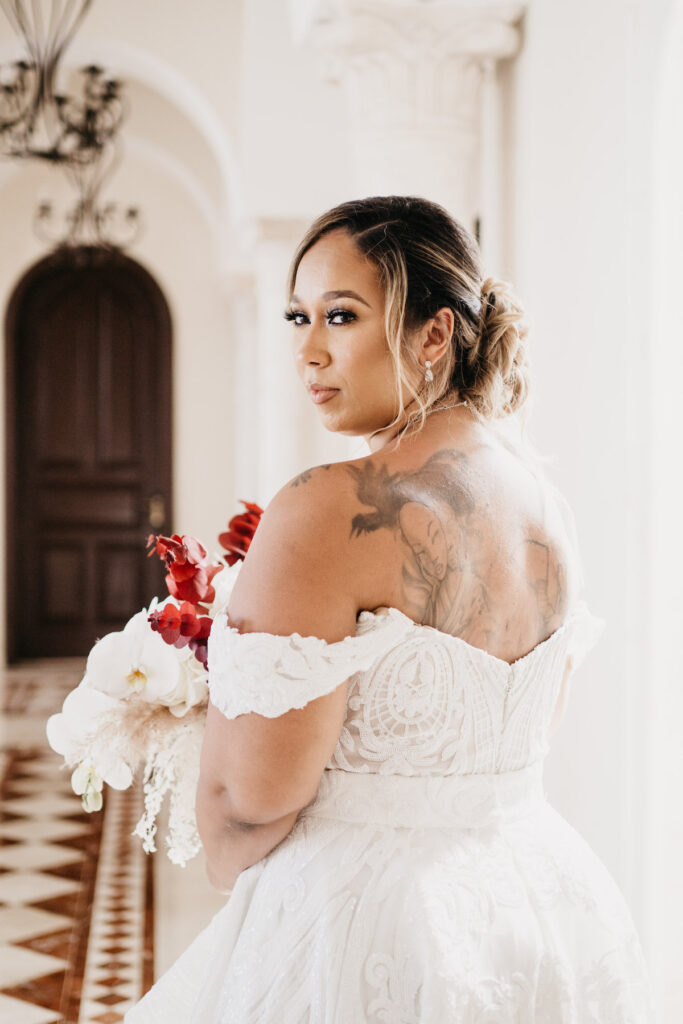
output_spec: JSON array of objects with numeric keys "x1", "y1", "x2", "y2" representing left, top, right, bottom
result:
[{"x1": 5, "y1": 246, "x2": 173, "y2": 661}]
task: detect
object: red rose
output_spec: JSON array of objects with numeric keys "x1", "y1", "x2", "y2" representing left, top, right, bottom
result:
[
  {"x1": 147, "y1": 533, "x2": 221, "y2": 606},
  {"x1": 218, "y1": 500, "x2": 264, "y2": 566}
]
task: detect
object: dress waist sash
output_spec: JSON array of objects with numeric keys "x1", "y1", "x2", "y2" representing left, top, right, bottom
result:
[{"x1": 301, "y1": 761, "x2": 546, "y2": 830}]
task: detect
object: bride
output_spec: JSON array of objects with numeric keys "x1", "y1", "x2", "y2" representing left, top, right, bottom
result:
[{"x1": 126, "y1": 196, "x2": 654, "y2": 1022}]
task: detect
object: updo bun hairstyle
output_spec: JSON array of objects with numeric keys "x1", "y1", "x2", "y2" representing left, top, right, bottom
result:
[{"x1": 286, "y1": 195, "x2": 532, "y2": 442}]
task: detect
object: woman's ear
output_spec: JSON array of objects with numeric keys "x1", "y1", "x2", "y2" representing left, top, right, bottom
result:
[{"x1": 418, "y1": 307, "x2": 454, "y2": 367}]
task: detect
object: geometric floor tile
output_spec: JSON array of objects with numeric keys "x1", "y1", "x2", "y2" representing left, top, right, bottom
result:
[
  {"x1": 78, "y1": 786, "x2": 153, "y2": 1023},
  {"x1": 2, "y1": 794, "x2": 92, "y2": 817},
  {"x1": 4, "y1": 778, "x2": 71, "y2": 796},
  {"x1": 0, "y1": 943, "x2": 68, "y2": 986},
  {"x1": 1, "y1": 660, "x2": 84, "y2": 718},
  {"x1": 1, "y1": 657, "x2": 154, "y2": 1024},
  {"x1": 0, "y1": 871, "x2": 80, "y2": 906},
  {"x1": 0, "y1": 906, "x2": 72, "y2": 943},
  {"x1": 0, "y1": 819, "x2": 91, "y2": 843},
  {"x1": 11, "y1": 761, "x2": 72, "y2": 778},
  {"x1": 0, "y1": 992, "x2": 62, "y2": 1024},
  {"x1": 0, "y1": 842, "x2": 83, "y2": 872}
]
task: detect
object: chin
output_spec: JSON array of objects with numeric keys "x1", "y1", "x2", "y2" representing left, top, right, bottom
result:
[
  {"x1": 314, "y1": 399, "x2": 388, "y2": 439},
  {"x1": 314, "y1": 406, "x2": 358, "y2": 436},
  {"x1": 321, "y1": 419, "x2": 364, "y2": 438}
]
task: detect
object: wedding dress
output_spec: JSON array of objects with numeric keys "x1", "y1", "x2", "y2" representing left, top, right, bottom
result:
[{"x1": 125, "y1": 599, "x2": 655, "y2": 1023}]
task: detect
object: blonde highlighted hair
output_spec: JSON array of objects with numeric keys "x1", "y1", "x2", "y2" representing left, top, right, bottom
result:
[{"x1": 286, "y1": 195, "x2": 531, "y2": 440}]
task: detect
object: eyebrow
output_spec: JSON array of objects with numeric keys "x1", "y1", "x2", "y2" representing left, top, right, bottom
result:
[{"x1": 289, "y1": 289, "x2": 371, "y2": 308}]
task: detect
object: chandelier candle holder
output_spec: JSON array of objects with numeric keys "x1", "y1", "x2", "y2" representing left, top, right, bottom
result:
[
  {"x1": 0, "y1": 1, "x2": 125, "y2": 164},
  {"x1": 0, "y1": 0, "x2": 141, "y2": 250},
  {"x1": 33, "y1": 141, "x2": 142, "y2": 249}
]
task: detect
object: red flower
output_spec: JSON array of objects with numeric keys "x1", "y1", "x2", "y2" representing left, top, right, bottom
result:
[
  {"x1": 218, "y1": 500, "x2": 264, "y2": 566},
  {"x1": 147, "y1": 533, "x2": 221, "y2": 606},
  {"x1": 188, "y1": 616, "x2": 212, "y2": 667},
  {"x1": 148, "y1": 600, "x2": 213, "y2": 666}
]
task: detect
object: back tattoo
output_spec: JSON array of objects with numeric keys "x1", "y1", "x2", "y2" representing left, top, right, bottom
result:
[
  {"x1": 343, "y1": 449, "x2": 567, "y2": 643},
  {"x1": 289, "y1": 448, "x2": 568, "y2": 645}
]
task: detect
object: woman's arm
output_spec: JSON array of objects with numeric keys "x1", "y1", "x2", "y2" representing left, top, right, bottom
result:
[
  {"x1": 196, "y1": 698, "x2": 334, "y2": 892},
  {"x1": 196, "y1": 466, "x2": 364, "y2": 892},
  {"x1": 195, "y1": 771, "x2": 302, "y2": 892}
]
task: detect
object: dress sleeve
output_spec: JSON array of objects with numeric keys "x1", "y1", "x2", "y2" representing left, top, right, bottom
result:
[
  {"x1": 565, "y1": 601, "x2": 607, "y2": 675},
  {"x1": 207, "y1": 607, "x2": 411, "y2": 720}
]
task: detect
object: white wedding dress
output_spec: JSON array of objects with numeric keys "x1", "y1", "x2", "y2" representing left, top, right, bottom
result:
[{"x1": 125, "y1": 599, "x2": 655, "y2": 1023}]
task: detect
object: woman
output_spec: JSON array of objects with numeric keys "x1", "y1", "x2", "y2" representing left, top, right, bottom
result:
[{"x1": 126, "y1": 196, "x2": 654, "y2": 1022}]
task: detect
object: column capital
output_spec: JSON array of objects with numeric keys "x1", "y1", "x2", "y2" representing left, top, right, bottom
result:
[
  {"x1": 302, "y1": 1, "x2": 524, "y2": 145},
  {"x1": 297, "y1": 1, "x2": 525, "y2": 231},
  {"x1": 303, "y1": 1, "x2": 524, "y2": 86}
]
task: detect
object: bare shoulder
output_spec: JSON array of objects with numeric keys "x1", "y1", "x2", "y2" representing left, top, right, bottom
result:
[
  {"x1": 224, "y1": 460, "x2": 371, "y2": 640},
  {"x1": 269, "y1": 459, "x2": 363, "y2": 536}
]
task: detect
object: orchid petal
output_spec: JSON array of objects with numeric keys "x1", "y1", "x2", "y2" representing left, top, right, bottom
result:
[{"x1": 83, "y1": 788, "x2": 103, "y2": 813}]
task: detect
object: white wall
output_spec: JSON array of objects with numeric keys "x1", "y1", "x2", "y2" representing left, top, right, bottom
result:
[
  {"x1": 238, "y1": 0, "x2": 350, "y2": 219},
  {"x1": 508, "y1": 1, "x2": 670, "y2": 972},
  {"x1": 648, "y1": 0, "x2": 683, "y2": 1015}
]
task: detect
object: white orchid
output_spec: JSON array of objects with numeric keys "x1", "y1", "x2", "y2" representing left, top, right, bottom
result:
[
  {"x1": 71, "y1": 764, "x2": 104, "y2": 812},
  {"x1": 47, "y1": 685, "x2": 117, "y2": 764},
  {"x1": 46, "y1": 685, "x2": 134, "y2": 810},
  {"x1": 82, "y1": 608, "x2": 183, "y2": 704}
]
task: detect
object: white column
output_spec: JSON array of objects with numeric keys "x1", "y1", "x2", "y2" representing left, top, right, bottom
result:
[
  {"x1": 647, "y1": 0, "x2": 683, "y2": 1012},
  {"x1": 223, "y1": 265, "x2": 261, "y2": 510},
  {"x1": 253, "y1": 218, "x2": 311, "y2": 503},
  {"x1": 479, "y1": 57, "x2": 505, "y2": 271},
  {"x1": 301, "y1": 0, "x2": 524, "y2": 239}
]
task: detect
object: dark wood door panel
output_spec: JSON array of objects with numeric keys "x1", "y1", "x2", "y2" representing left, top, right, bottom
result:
[
  {"x1": 40, "y1": 544, "x2": 86, "y2": 623},
  {"x1": 95, "y1": 542, "x2": 149, "y2": 623},
  {"x1": 6, "y1": 247, "x2": 173, "y2": 660},
  {"x1": 38, "y1": 485, "x2": 140, "y2": 526}
]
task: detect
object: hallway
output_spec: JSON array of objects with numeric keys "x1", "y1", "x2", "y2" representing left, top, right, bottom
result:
[{"x1": 0, "y1": 659, "x2": 153, "y2": 1022}]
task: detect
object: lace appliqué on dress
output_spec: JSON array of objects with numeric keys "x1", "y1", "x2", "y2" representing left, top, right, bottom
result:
[{"x1": 207, "y1": 608, "x2": 413, "y2": 719}]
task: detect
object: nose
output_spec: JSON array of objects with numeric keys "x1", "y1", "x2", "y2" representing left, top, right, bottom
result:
[{"x1": 293, "y1": 318, "x2": 331, "y2": 369}]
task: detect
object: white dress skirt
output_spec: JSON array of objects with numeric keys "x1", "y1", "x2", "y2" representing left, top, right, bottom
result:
[{"x1": 125, "y1": 602, "x2": 655, "y2": 1023}]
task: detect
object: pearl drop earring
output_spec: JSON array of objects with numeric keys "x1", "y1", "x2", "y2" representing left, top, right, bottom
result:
[{"x1": 424, "y1": 360, "x2": 434, "y2": 383}]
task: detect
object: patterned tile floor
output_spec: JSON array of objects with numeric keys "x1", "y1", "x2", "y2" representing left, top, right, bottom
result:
[{"x1": 0, "y1": 660, "x2": 153, "y2": 1024}]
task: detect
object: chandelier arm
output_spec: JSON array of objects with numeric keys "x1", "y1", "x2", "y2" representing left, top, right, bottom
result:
[
  {"x1": 45, "y1": 0, "x2": 65, "y2": 67},
  {"x1": 46, "y1": 0, "x2": 61, "y2": 52},
  {"x1": 0, "y1": 0, "x2": 24, "y2": 37},
  {"x1": 31, "y1": 0, "x2": 46, "y2": 57},
  {"x1": 14, "y1": 2, "x2": 37, "y2": 52},
  {"x1": 52, "y1": 0, "x2": 92, "y2": 65}
]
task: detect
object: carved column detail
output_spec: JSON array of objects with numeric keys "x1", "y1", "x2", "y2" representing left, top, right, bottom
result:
[{"x1": 303, "y1": 1, "x2": 524, "y2": 234}]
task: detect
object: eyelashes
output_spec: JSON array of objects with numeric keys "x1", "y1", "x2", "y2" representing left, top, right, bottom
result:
[
  {"x1": 282, "y1": 307, "x2": 357, "y2": 326},
  {"x1": 282, "y1": 309, "x2": 303, "y2": 323}
]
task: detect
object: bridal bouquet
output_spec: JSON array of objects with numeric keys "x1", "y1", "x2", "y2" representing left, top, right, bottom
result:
[{"x1": 46, "y1": 501, "x2": 264, "y2": 865}]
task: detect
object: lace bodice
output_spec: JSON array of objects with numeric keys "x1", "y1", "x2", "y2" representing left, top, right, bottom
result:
[{"x1": 207, "y1": 601, "x2": 605, "y2": 777}]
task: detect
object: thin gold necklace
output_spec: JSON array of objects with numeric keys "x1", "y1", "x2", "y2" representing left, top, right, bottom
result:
[
  {"x1": 427, "y1": 398, "x2": 469, "y2": 415},
  {"x1": 387, "y1": 397, "x2": 471, "y2": 444}
]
